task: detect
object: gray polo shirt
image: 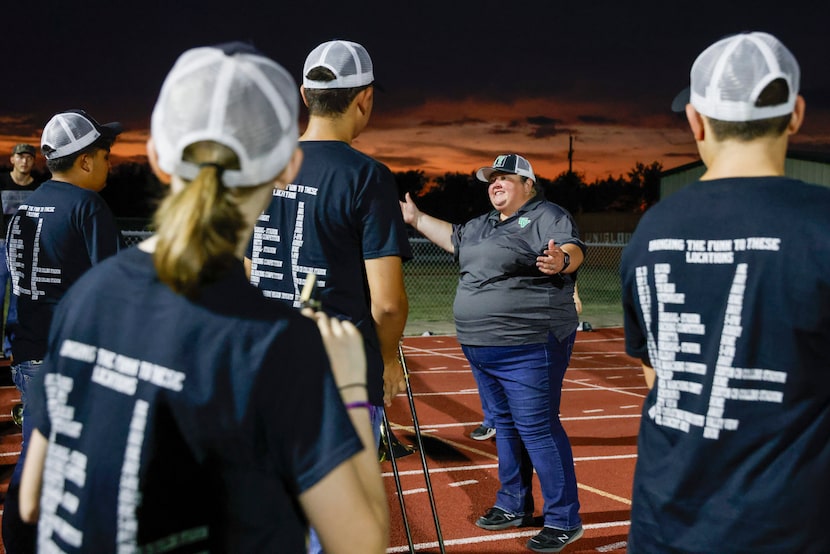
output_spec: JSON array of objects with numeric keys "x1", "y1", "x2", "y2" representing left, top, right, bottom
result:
[{"x1": 451, "y1": 196, "x2": 585, "y2": 346}]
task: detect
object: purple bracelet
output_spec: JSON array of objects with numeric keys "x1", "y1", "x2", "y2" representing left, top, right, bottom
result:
[{"x1": 345, "y1": 401, "x2": 372, "y2": 411}]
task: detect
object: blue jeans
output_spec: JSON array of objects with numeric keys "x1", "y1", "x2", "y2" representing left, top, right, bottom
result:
[
  {"x1": 462, "y1": 332, "x2": 581, "y2": 530},
  {"x1": 10, "y1": 360, "x2": 42, "y2": 484},
  {"x1": 308, "y1": 404, "x2": 383, "y2": 554},
  {"x1": 471, "y1": 368, "x2": 494, "y2": 428}
]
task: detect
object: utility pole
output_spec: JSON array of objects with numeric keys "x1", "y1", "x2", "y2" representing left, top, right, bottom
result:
[{"x1": 568, "y1": 134, "x2": 574, "y2": 173}]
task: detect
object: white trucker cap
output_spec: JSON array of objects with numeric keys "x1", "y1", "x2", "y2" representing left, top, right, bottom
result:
[
  {"x1": 41, "y1": 109, "x2": 122, "y2": 160},
  {"x1": 302, "y1": 40, "x2": 374, "y2": 90},
  {"x1": 677, "y1": 32, "x2": 800, "y2": 122},
  {"x1": 476, "y1": 154, "x2": 536, "y2": 183},
  {"x1": 151, "y1": 42, "x2": 299, "y2": 187}
]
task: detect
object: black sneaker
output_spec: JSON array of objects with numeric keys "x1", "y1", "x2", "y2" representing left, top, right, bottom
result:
[
  {"x1": 470, "y1": 424, "x2": 496, "y2": 441},
  {"x1": 475, "y1": 507, "x2": 532, "y2": 530},
  {"x1": 526, "y1": 526, "x2": 584, "y2": 552},
  {"x1": 11, "y1": 403, "x2": 23, "y2": 427}
]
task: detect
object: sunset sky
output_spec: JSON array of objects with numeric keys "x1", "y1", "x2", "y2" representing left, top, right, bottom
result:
[{"x1": 4, "y1": 1, "x2": 829, "y2": 183}]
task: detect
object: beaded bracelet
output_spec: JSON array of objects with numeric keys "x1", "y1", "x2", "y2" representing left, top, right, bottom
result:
[
  {"x1": 345, "y1": 401, "x2": 372, "y2": 411},
  {"x1": 338, "y1": 383, "x2": 367, "y2": 391}
]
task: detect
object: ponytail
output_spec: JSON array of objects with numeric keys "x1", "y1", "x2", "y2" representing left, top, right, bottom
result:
[{"x1": 152, "y1": 142, "x2": 258, "y2": 297}]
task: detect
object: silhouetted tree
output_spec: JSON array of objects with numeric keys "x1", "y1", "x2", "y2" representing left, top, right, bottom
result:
[
  {"x1": 627, "y1": 161, "x2": 663, "y2": 210},
  {"x1": 393, "y1": 169, "x2": 427, "y2": 202},
  {"x1": 541, "y1": 170, "x2": 583, "y2": 215}
]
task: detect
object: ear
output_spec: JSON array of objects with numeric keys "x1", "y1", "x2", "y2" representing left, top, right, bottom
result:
[
  {"x1": 272, "y1": 147, "x2": 304, "y2": 189},
  {"x1": 145, "y1": 138, "x2": 172, "y2": 185},
  {"x1": 299, "y1": 85, "x2": 310, "y2": 108},
  {"x1": 354, "y1": 86, "x2": 374, "y2": 116},
  {"x1": 76, "y1": 152, "x2": 93, "y2": 173},
  {"x1": 685, "y1": 103, "x2": 705, "y2": 141},
  {"x1": 786, "y1": 95, "x2": 806, "y2": 136}
]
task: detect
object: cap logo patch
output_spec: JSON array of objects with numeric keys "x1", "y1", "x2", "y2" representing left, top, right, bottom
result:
[{"x1": 493, "y1": 155, "x2": 509, "y2": 168}]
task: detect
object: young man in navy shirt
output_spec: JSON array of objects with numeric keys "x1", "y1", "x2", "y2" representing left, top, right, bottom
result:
[
  {"x1": 3, "y1": 110, "x2": 123, "y2": 554},
  {"x1": 622, "y1": 32, "x2": 830, "y2": 553}
]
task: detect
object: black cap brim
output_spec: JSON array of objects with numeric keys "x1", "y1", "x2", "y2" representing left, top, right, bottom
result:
[
  {"x1": 101, "y1": 122, "x2": 124, "y2": 138},
  {"x1": 671, "y1": 87, "x2": 690, "y2": 113}
]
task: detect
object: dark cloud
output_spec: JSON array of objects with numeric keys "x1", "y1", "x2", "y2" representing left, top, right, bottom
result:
[
  {"x1": 528, "y1": 127, "x2": 561, "y2": 139},
  {"x1": 419, "y1": 117, "x2": 487, "y2": 128},
  {"x1": 373, "y1": 155, "x2": 430, "y2": 168},
  {"x1": 578, "y1": 115, "x2": 619, "y2": 125},
  {"x1": 526, "y1": 116, "x2": 562, "y2": 126}
]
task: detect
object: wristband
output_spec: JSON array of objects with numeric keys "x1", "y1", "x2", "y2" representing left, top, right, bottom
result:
[
  {"x1": 345, "y1": 401, "x2": 372, "y2": 411},
  {"x1": 338, "y1": 383, "x2": 367, "y2": 391}
]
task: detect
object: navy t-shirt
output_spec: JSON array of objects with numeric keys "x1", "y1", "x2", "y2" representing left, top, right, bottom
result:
[
  {"x1": 27, "y1": 247, "x2": 362, "y2": 553},
  {"x1": 7, "y1": 179, "x2": 124, "y2": 362},
  {"x1": 621, "y1": 177, "x2": 830, "y2": 553},
  {"x1": 0, "y1": 172, "x2": 41, "y2": 232},
  {"x1": 247, "y1": 140, "x2": 412, "y2": 406},
  {"x1": 452, "y1": 197, "x2": 585, "y2": 346}
]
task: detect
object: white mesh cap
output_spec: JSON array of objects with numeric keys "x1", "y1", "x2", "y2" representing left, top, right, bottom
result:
[
  {"x1": 303, "y1": 40, "x2": 374, "y2": 90},
  {"x1": 476, "y1": 154, "x2": 536, "y2": 183},
  {"x1": 689, "y1": 32, "x2": 800, "y2": 122},
  {"x1": 41, "y1": 109, "x2": 122, "y2": 160},
  {"x1": 151, "y1": 42, "x2": 299, "y2": 188}
]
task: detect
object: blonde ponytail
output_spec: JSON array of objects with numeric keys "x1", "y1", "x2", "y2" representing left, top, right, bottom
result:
[{"x1": 152, "y1": 142, "x2": 259, "y2": 297}]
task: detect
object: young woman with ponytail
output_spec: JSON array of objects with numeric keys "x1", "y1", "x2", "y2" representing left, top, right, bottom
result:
[{"x1": 16, "y1": 43, "x2": 388, "y2": 553}]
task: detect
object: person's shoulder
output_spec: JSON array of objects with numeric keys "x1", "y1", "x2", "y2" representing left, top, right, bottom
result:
[
  {"x1": 534, "y1": 198, "x2": 574, "y2": 218},
  {"x1": 782, "y1": 177, "x2": 830, "y2": 198},
  {"x1": 304, "y1": 140, "x2": 390, "y2": 172}
]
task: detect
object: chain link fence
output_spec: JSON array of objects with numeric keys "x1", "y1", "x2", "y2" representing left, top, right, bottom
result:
[{"x1": 119, "y1": 230, "x2": 625, "y2": 335}]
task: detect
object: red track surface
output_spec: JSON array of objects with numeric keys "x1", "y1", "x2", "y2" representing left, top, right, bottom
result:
[
  {"x1": 0, "y1": 327, "x2": 643, "y2": 554},
  {"x1": 384, "y1": 327, "x2": 644, "y2": 553}
]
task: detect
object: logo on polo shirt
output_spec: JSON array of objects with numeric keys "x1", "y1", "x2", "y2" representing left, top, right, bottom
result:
[{"x1": 518, "y1": 216, "x2": 530, "y2": 228}]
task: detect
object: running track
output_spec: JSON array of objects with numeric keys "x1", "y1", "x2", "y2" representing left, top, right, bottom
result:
[{"x1": 384, "y1": 326, "x2": 644, "y2": 553}]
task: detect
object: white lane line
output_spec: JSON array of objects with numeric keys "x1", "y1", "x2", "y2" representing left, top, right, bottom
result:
[
  {"x1": 449, "y1": 480, "x2": 478, "y2": 488},
  {"x1": 403, "y1": 414, "x2": 640, "y2": 432},
  {"x1": 579, "y1": 483, "x2": 631, "y2": 505},
  {"x1": 401, "y1": 344, "x2": 469, "y2": 362},
  {"x1": 575, "y1": 454, "x2": 637, "y2": 462},
  {"x1": 405, "y1": 390, "x2": 481, "y2": 397},
  {"x1": 407, "y1": 414, "x2": 640, "y2": 432},
  {"x1": 405, "y1": 370, "x2": 472, "y2": 375},
  {"x1": 583, "y1": 409, "x2": 604, "y2": 413},
  {"x1": 380, "y1": 453, "x2": 638, "y2": 478},
  {"x1": 561, "y1": 414, "x2": 639, "y2": 421},
  {"x1": 561, "y1": 386, "x2": 646, "y2": 393},
  {"x1": 563, "y1": 379, "x2": 647, "y2": 398},
  {"x1": 620, "y1": 405, "x2": 639, "y2": 409},
  {"x1": 386, "y1": 520, "x2": 631, "y2": 553},
  {"x1": 598, "y1": 541, "x2": 629, "y2": 552}
]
